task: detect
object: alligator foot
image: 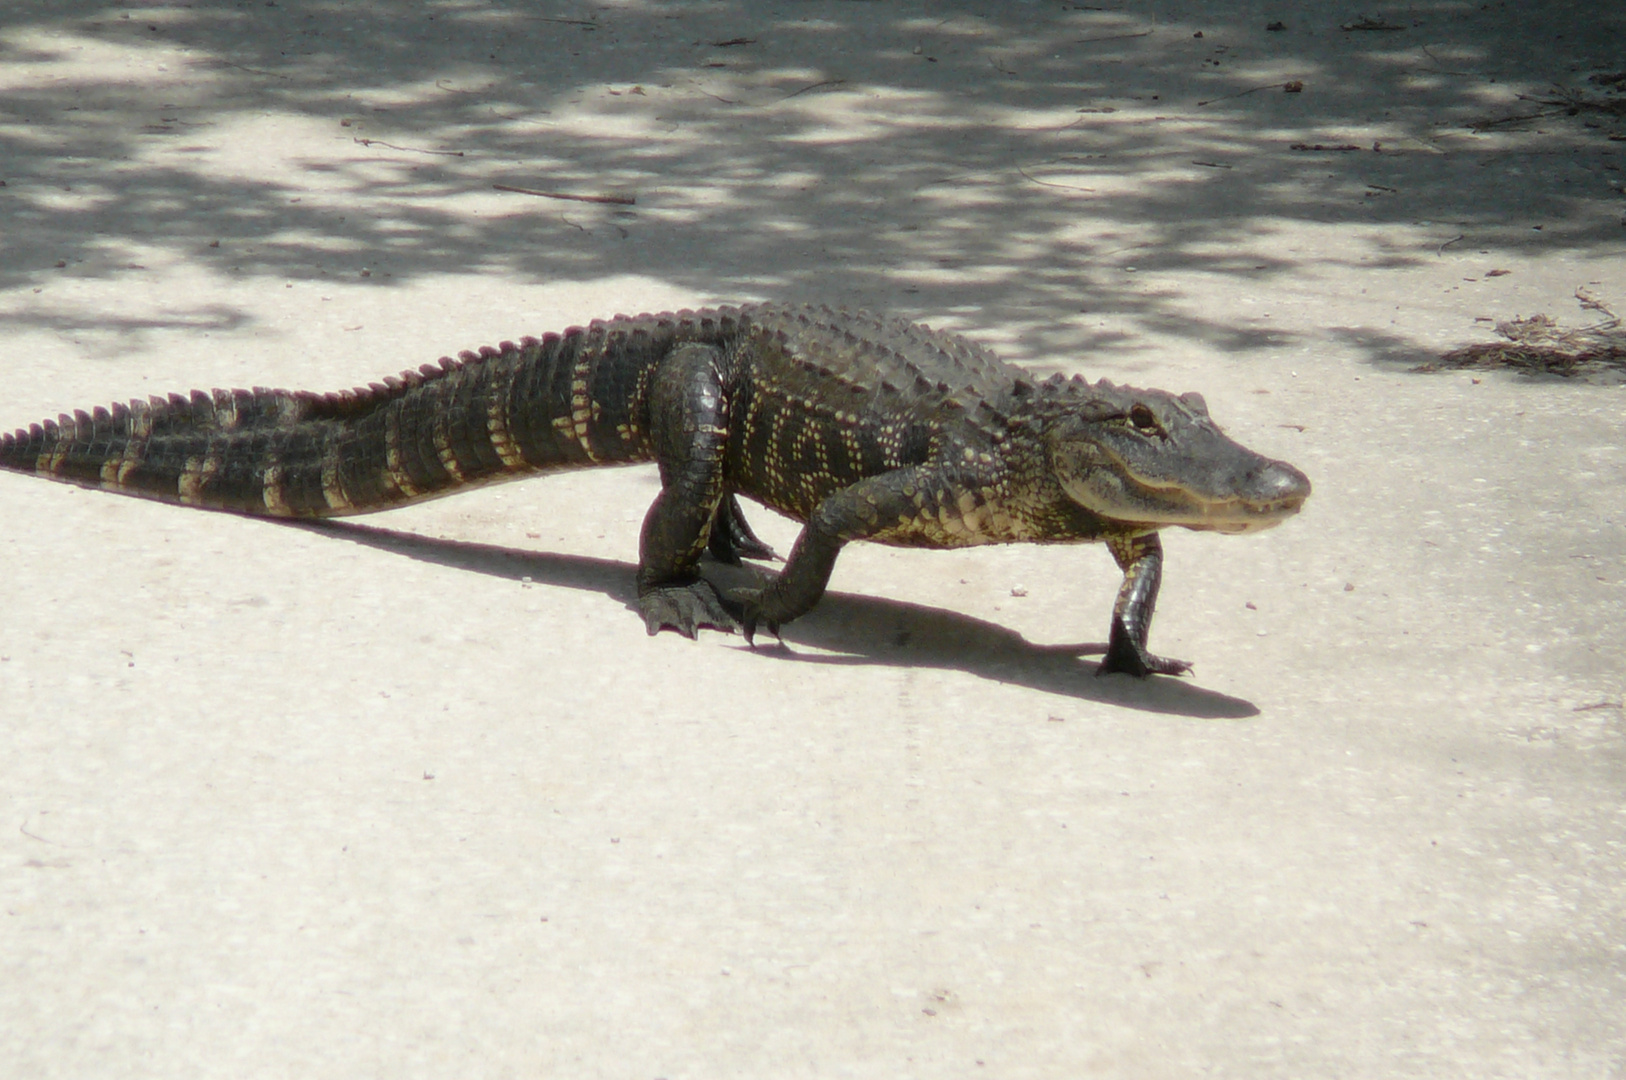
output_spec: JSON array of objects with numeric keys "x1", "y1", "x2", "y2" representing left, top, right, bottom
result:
[
  {"x1": 1096, "y1": 623, "x2": 1192, "y2": 678},
  {"x1": 638, "y1": 580, "x2": 740, "y2": 638},
  {"x1": 729, "y1": 588, "x2": 782, "y2": 647}
]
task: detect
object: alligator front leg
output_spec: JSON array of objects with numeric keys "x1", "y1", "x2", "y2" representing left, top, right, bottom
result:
[
  {"x1": 637, "y1": 343, "x2": 740, "y2": 637},
  {"x1": 736, "y1": 468, "x2": 929, "y2": 644},
  {"x1": 1099, "y1": 532, "x2": 1192, "y2": 677}
]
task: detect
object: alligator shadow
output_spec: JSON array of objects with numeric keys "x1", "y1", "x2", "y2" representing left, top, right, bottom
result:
[{"x1": 293, "y1": 520, "x2": 1259, "y2": 719}]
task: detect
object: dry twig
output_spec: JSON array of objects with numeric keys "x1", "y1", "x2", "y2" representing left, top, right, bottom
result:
[
  {"x1": 1015, "y1": 164, "x2": 1095, "y2": 193},
  {"x1": 353, "y1": 137, "x2": 464, "y2": 157},
  {"x1": 492, "y1": 184, "x2": 635, "y2": 206},
  {"x1": 781, "y1": 79, "x2": 847, "y2": 100},
  {"x1": 1075, "y1": 30, "x2": 1153, "y2": 45},
  {"x1": 1198, "y1": 82, "x2": 1298, "y2": 106}
]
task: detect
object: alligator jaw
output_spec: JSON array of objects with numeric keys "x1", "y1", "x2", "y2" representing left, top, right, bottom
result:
[
  {"x1": 1180, "y1": 458, "x2": 1313, "y2": 534},
  {"x1": 1059, "y1": 454, "x2": 1311, "y2": 534},
  {"x1": 1044, "y1": 380, "x2": 1312, "y2": 534}
]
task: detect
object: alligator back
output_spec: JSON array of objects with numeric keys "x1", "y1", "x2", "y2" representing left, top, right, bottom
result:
[{"x1": 721, "y1": 305, "x2": 1030, "y2": 520}]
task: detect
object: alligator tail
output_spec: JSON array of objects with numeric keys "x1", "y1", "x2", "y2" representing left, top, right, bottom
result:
[{"x1": 0, "y1": 321, "x2": 681, "y2": 517}]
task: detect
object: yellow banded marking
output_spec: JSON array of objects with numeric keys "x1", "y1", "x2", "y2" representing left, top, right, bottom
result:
[
  {"x1": 321, "y1": 450, "x2": 352, "y2": 511},
  {"x1": 178, "y1": 451, "x2": 222, "y2": 505},
  {"x1": 101, "y1": 408, "x2": 154, "y2": 490},
  {"x1": 103, "y1": 442, "x2": 144, "y2": 490},
  {"x1": 487, "y1": 392, "x2": 526, "y2": 469},
  {"x1": 40, "y1": 429, "x2": 70, "y2": 476},
  {"x1": 114, "y1": 454, "x2": 145, "y2": 488},
  {"x1": 263, "y1": 460, "x2": 292, "y2": 516},
  {"x1": 432, "y1": 422, "x2": 466, "y2": 483},
  {"x1": 384, "y1": 407, "x2": 422, "y2": 498},
  {"x1": 569, "y1": 355, "x2": 601, "y2": 462},
  {"x1": 767, "y1": 408, "x2": 787, "y2": 481},
  {"x1": 839, "y1": 425, "x2": 864, "y2": 474}
]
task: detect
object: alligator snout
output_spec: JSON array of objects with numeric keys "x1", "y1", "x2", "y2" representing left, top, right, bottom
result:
[{"x1": 1249, "y1": 458, "x2": 1312, "y2": 511}]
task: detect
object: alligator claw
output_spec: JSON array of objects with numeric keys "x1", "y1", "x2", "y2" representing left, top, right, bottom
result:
[
  {"x1": 1096, "y1": 623, "x2": 1191, "y2": 678},
  {"x1": 708, "y1": 495, "x2": 779, "y2": 566},
  {"x1": 638, "y1": 580, "x2": 739, "y2": 638},
  {"x1": 1110, "y1": 652, "x2": 1193, "y2": 678},
  {"x1": 729, "y1": 533, "x2": 779, "y2": 564},
  {"x1": 729, "y1": 588, "x2": 781, "y2": 647},
  {"x1": 712, "y1": 528, "x2": 778, "y2": 566}
]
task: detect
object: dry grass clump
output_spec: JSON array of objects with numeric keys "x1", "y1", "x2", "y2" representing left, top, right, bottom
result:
[{"x1": 1421, "y1": 290, "x2": 1626, "y2": 379}]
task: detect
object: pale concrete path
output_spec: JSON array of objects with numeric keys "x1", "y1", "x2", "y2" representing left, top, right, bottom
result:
[{"x1": 2, "y1": 3, "x2": 1622, "y2": 1077}]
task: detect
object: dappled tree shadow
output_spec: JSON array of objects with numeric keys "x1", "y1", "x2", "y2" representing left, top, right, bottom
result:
[{"x1": 1, "y1": 0, "x2": 1621, "y2": 364}]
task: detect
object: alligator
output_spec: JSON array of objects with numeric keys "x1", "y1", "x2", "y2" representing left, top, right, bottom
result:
[{"x1": 0, "y1": 303, "x2": 1311, "y2": 676}]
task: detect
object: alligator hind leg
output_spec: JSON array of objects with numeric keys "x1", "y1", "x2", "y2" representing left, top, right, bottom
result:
[
  {"x1": 707, "y1": 494, "x2": 777, "y2": 565},
  {"x1": 1099, "y1": 532, "x2": 1192, "y2": 677},
  {"x1": 637, "y1": 342, "x2": 741, "y2": 637}
]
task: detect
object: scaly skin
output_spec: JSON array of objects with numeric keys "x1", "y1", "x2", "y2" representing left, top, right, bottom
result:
[{"x1": 0, "y1": 303, "x2": 1312, "y2": 676}]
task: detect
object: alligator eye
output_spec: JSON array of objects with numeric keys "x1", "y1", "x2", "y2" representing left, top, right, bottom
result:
[{"x1": 1129, "y1": 403, "x2": 1158, "y2": 430}]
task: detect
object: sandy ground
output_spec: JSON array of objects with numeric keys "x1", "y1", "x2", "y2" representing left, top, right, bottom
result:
[{"x1": 2, "y1": 2, "x2": 1623, "y2": 1077}]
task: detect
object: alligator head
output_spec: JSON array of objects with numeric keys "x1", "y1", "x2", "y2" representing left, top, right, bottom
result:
[{"x1": 1039, "y1": 377, "x2": 1311, "y2": 533}]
